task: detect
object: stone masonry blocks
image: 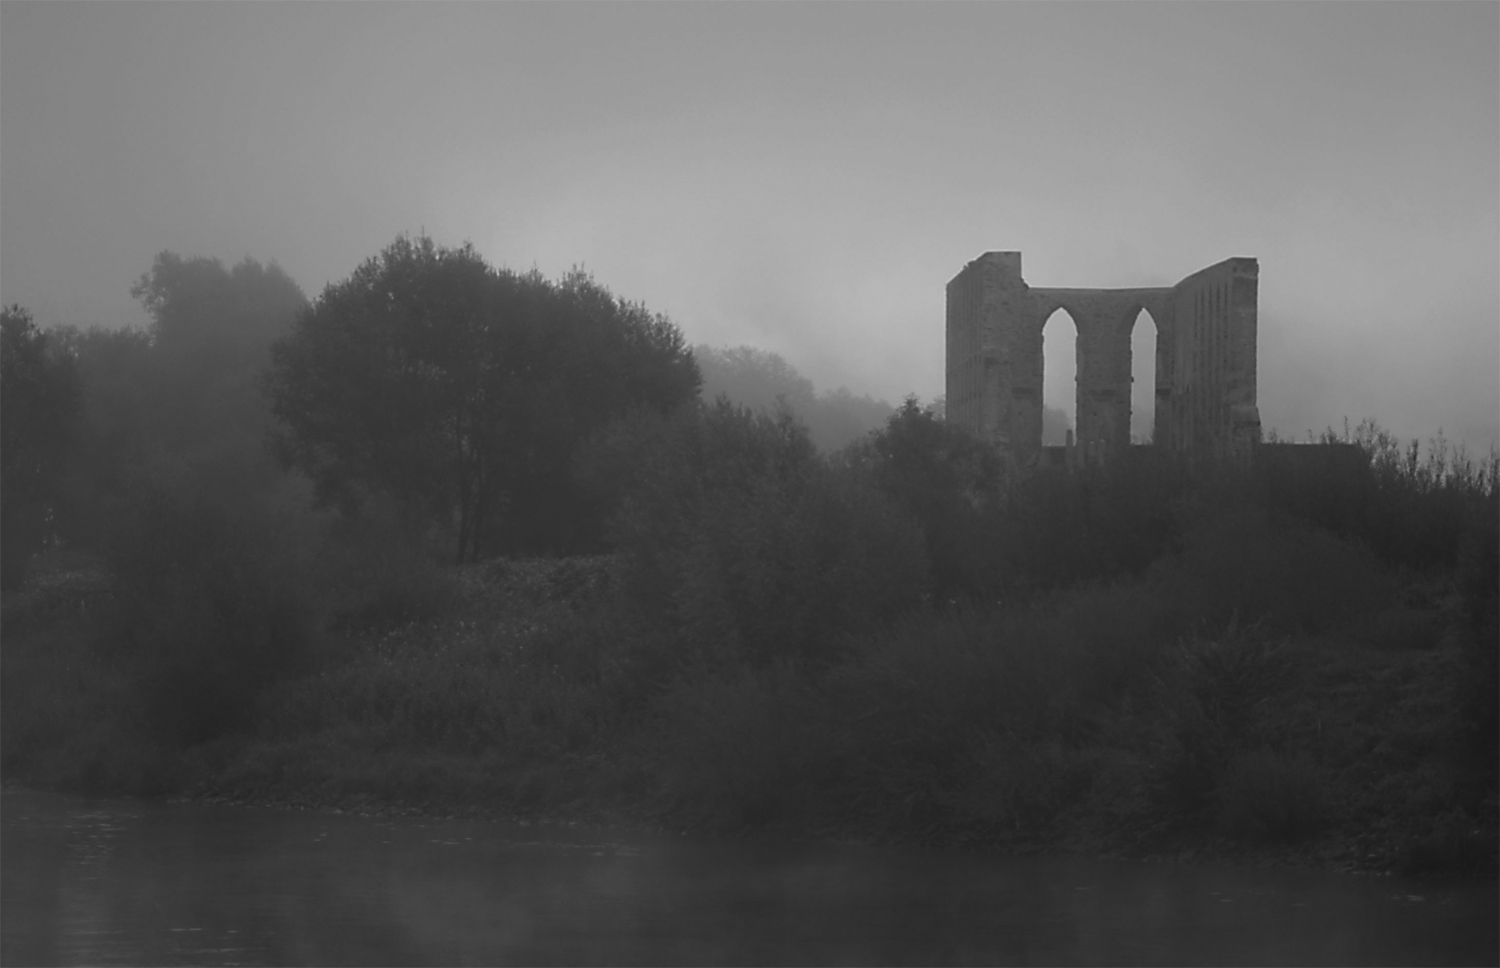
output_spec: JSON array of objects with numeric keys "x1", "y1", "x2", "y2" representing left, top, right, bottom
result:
[{"x1": 945, "y1": 251, "x2": 1260, "y2": 461}]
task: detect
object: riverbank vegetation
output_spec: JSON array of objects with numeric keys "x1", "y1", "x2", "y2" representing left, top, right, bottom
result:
[{"x1": 3, "y1": 239, "x2": 1495, "y2": 880}]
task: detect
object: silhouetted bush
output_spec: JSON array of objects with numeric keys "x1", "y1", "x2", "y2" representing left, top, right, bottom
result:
[
  {"x1": 994, "y1": 451, "x2": 1192, "y2": 594},
  {"x1": 1, "y1": 305, "x2": 82, "y2": 588},
  {"x1": 845, "y1": 398, "x2": 1011, "y2": 602},
  {"x1": 1263, "y1": 422, "x2": 1499, "y2": 574},
  {"x1": 1148, "y1": 509, "x2": 1395, "y2": 635},
  {"x1": 1396, "y1": 820, "x2": 1498, "y2": 878},
  {"x1": 849, "y1": 412, "x2": 1194, "y2": 602},
  {"x1": 586, "y1": 399, "x2": 928, "y2": 668},
  {"x1": 98, "y1": 485, "x2": 315, "y2": 745},
  {"x1": 636, "y1": 503, "x2": 1406, "y2": 838},
  {"x1": 642, "y1": 570, "x2": 1191, "y2": 837},
  {"x1": 647, "y1": 666, "x2": 841, "y2": 830},
  {"x1": 317, "y1": 496, "x2": 456, "y2": 634},
  {"x1": 0, "y1": 613, "x2": 170, "y2": 794},
  {"x1": 1144, "y1": 628, "x2": 1296, "y2": 823},
  {"x1": 962, "y1": 732, "x2": 1095, "y2": 834},
  {"x1": 1252, "y1": 441, "x2": 1372, "y2": 540},
  {"x1": 1215, "y1": 750, "x2": 1326, "y2": 843},
  {"x1": 258, "y1": 574, "x2": 643, "y2": 775},
  {"x1": 1453, "y1": 492, "x2": 1498, "y2": 803}
]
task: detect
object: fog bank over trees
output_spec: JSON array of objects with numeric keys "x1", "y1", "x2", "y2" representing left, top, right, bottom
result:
[{"x1": 693, "y1": 345, "x2": 895, "y2": 453}]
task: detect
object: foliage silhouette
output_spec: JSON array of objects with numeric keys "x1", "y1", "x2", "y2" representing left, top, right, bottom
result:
[
  {"x1": 581, "y1": 398, "x2": 927, "y2": 669},
  {"x1": 842, "y1": 397, "x2": 1010, "y2": 602},
  {"x1": 694, "y1": 344, "x2": 893, "y2": 453},
  {"x1": 130, "y1": 252, "x2": 308, "y2": 459},
  {"x1": 1, "y1": 305, "x2": 81, "y2": 588},
  {"x1": 268, "y1": 236, "x2": 700, "y2": 561}
]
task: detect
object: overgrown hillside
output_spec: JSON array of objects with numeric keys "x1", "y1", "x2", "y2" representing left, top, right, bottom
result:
[
  {"x1": 4, "y1": 407, "x2": 1495, "y2": 878},
  {"x1": 3, "y1": 237, "x2": 1494, "y2": 879}
]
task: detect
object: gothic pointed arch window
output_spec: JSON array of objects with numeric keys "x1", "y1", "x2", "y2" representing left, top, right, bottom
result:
[
  {"x1": 1130, "y1": 307, "x2": 1159, "y2": 444},
  {"x1": 1041, "y1": 307, "x2": 1078, "y2": 446}
]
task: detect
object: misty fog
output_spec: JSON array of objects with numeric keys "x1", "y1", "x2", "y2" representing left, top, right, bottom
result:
[{"x1": 1, "y1": 2, "x2": 1495, "y2": 452}]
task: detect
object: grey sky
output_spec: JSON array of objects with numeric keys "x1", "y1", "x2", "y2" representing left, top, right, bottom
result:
[{"x1": 3, "y1": 2, "x2": 1496, "y2": 449}]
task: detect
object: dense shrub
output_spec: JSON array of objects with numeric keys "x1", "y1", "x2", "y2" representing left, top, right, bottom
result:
[
  {"x1": 1143, "y1": 629, "x2": 1297, "y2": 822},
  {"x1": 846, "y1": 407, "x2": 1197, "y2": 603},
  {"x1": 1453, "y1": 492, "x2": 1499, "y2": 801},
  {"x1": 994, "y1": 449, "x2": 1191, "y2": 594},
  {"x1": 642, "y1": 572, "x2": 1191, "y2": 838},
  {"x1": 1148, "y1": 509, "x2": 1396, "y2": 635},
  {"x1": 316, "y1": 496, "x2": 456, "y2": 634},
  {"x1": 0, "y1": 614, "x2": 170, "y2": 794},
  {"x1": 1396, "y1": 819, "x2": 1499, "y2": 878},
  {"x1": 639, "y1": 507, "x2": 1396, "y2": 839},
  {"x1": 1215, "y1": 750, "x2": 1326, "y2": 843},
  {"x1": 257, "y1": 578, "x2": 645, "y2": 789},
  {"x1": 647, "y1": 666, "x2": 843, "y2": 830},
  {"x1": 1, "y1": 305, "x2": 82, "y2": 588},
  {"x1": 586, "y1": 399, "x2": 928, "y2": 668},
  {"x1": 98, "y1": 484, "x2": 316, "y2": 745},
  {"x1": 843, "y1": 399, "x2": 1011, "y2": 602},
  {"x1": 962, "y1": 732, "x2": 1095, "y2": 835},
  {"x1": 1264, "y1": 421, "x2": 1500, "y2": 573}
]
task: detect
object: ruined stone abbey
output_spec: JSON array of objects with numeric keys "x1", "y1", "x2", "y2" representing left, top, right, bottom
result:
[{"x1": 946, "y1": 252, "x2": 1261, "y2": 462}]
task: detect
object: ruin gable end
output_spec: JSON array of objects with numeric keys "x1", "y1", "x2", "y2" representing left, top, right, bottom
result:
[{"x1": 945, "y1": 251, "x2": 1260, "y2": 462}]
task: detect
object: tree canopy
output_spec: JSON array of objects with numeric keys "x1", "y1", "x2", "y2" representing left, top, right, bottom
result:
[
  {"x1": 1, "y1": 305, "x2": 82, "y2": 587},
  {"x1": 694, "y1": 344, "x2": 892, "y2": 452},
  {"x1": 843, "y1": 397, "x2": 1011, "y2": 601},
  {"x1": 129, "y1": 252, "x2": 308, "y2": 459},
  {"x1": 266, "y1": 235, "x2": 700, "y2": 562}
]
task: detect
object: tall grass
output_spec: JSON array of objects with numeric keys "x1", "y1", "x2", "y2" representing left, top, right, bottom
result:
[{"x1": 1263, "y1": 419, "x2": 1500, "y2": 572}]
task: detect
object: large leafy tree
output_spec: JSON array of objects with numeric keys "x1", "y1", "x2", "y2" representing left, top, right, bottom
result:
[
  {"x1": 129, "y1": 252, "x2": 308, "y2": 460},
  {"x1": 844, "y1": 397, "x2": 1011, "y2": 601},
  {"x1": 36, "y1": 253, "x2": 308, "y2": 552},
  {"x1": 1, "y1": 305, "x2": 81, "y2": 587},
  {"x1": 266, "y1": 235, "x2": 700, "y2": 562}
]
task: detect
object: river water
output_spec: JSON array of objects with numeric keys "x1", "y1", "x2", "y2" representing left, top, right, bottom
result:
[{"x1": 2, "y1": 788, "x2": 1494, "y2": 966}]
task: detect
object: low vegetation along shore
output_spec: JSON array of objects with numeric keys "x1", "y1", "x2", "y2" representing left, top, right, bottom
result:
[
  {"x1": 2, "y1": 238, "x2": 1495, "y2": 880},
  {"x1": 4, "y1": 418, "x2": 1496, "y2": 880}
]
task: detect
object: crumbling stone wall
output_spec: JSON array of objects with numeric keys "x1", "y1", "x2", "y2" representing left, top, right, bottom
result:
[{"x1": 945, "y1": 251, "x2": 1259, "y2": 461}]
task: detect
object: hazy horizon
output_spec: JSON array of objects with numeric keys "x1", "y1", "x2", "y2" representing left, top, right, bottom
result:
[{"x1": 3, "y1": 2, "x2": 1496, "y2": 450}]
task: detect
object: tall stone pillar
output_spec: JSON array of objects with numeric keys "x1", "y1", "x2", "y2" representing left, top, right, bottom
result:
[{"x1": 946, "y1": 252, "x2": 1032, "y2": 448}]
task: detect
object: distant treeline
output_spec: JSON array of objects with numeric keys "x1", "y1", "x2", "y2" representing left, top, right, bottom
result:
[
  {"x1": 2, "y1": 237, "x2": 771, "y2": 580},
  {"x1": 692, "y1": 345, "x2": 893, "y2": 452},
  {"x1": 690, "y1": 344, "x2": 1074, "y2": 452},
  {"x1": 0, "y1": 232, "x2": 1079, "y2": 586}
]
